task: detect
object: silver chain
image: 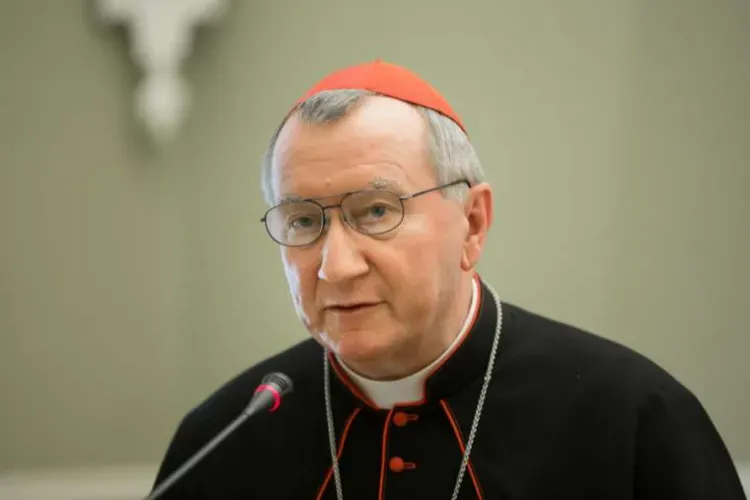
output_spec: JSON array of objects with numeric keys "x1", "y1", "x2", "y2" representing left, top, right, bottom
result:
[
  {"x1": 323, "y1": 282, "x2": 504, "y2": 500},
  {"x1": 324, "y1": 345, "x2": 345, "y2": 500}
]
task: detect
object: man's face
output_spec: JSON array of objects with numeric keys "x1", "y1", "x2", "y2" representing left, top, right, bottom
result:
[{"x1": 270, "y1": 96, "x2": 473, "y2": 378}]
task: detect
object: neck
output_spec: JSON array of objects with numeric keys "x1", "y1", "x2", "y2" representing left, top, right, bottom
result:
[{"x1": 341, "y1": 273, "x2": 476, "y2": 381}]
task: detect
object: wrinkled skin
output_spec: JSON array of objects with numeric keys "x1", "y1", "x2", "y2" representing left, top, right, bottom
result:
[{"x1": 270, "y1": 96, "x2": 493, "y2": 380}]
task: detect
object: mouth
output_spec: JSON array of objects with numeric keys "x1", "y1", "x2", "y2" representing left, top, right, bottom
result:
[{"x1": 325, "y1": 303, "x2": 381, "y2": 314}]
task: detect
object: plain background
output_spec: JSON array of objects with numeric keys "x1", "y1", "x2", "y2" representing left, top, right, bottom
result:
[{"x1": 1, "y1": 0, "x2": 748, "y2": 474}]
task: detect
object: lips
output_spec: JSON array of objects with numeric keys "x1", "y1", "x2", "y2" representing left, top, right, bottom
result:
[{"x1": 325, "y1": 302, "x2": 380, "y2": 313}]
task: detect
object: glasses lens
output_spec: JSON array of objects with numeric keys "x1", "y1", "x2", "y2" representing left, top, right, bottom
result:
[
  {"x1": 265, "y1": 201, "x2": 323, "y2": 246},
  {"x1": 342, "y1": 190, "x2": 404, "y2": 235}
]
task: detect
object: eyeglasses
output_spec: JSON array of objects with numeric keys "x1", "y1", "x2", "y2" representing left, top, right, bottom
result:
[{"x1": 261, "y1": 179, "x2": 470, "y2": 247}]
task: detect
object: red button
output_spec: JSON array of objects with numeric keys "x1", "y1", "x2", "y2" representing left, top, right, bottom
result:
[
  {"x1": 392, "y1": 412, "x2": 418, "y2": 427},
  {"x1": 393, "y1": 412, "x2": 409, "y2": 427},
  {"x1": 388, "y1": 457, "x2": 416, "y2": 472},
  {"x1": 389, "y1": 457, "x2": 405, "y2": 472}
]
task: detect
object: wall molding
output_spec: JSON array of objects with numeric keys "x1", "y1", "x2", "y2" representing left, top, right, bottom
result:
[
  {"x1": 0, "y1": 464, "x2": 156, "y2": 500},
  {"x1": 95, "y1": 0, "x2": 228, "y2": 145},
  {"x1": 0, "y1": 462, "x2": 747, "y2": 499}
]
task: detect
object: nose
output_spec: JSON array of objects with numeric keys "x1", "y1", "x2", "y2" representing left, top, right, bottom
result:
[{"x1": 317, "y1": 216, "x2": 369, "y2": 284}]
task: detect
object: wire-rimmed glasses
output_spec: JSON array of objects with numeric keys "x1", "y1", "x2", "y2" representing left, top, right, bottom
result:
[{"x1": 261, "y1": 179, "x2": 470, "y2": 247}]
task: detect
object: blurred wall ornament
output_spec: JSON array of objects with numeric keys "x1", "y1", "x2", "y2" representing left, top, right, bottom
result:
[{"x1": 96, "y1": 0, "x2": 228, "y2": 145}]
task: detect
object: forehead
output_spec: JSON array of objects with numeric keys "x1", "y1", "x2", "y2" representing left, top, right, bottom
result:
[{"x1": 271, "y1": 96, "x2": 434, "y2": 201}]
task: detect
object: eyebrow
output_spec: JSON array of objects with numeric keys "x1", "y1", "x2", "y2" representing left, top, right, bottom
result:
[
  {"x1": 368, "y1": 177, "x2": 406, "y2": 194},
  {"x1": 277, "y1": 177, "x2": 406, "y2": 204},
  {"x1": 277, "y1": 194, "x2": 305, "y2": 204}
]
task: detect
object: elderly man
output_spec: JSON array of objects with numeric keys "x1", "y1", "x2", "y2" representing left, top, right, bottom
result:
[{"x1": 152, "y1": 61, "x2": 746, "y2": 499}]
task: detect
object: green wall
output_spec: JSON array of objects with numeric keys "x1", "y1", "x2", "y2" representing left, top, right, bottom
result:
[{"x1": 1, "y1": 0, "x2": 748, "y2": 470}]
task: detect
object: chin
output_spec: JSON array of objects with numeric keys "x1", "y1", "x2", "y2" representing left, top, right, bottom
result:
[{"x1": 329, "y1": 328, "x2": 396, "y2": 365}]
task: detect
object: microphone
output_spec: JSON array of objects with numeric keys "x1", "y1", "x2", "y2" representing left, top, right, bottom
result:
[{"x1": 145, "y1": 372, "x2": 294, "y2": 500}]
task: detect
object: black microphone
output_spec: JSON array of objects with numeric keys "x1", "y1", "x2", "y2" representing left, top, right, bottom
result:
[{"x1": 145, "y1": 372, "x2": 294, "y2": 500}]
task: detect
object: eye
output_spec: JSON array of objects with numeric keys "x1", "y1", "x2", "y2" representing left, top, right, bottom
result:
[
  {"x1": 367, "y1": 204, "x2": 388, "y2": 219},
  {"x1": 342, "y1": 191, "x2": 403, "y2": 231},
  {"x1": 351, "y1": 201, "x2": 402, "y2": 228},
  {"x1": 288, "y1": 215, "x2": 317, "y2": 229},
  {"x1": 287, "y1": 217, "x2": 313, "y2": 229},
  {"x1": 356, "y1": 202, "x2": 399, "y2": 220}
]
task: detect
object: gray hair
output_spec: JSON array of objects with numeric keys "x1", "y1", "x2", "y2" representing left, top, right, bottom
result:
[{"x1": 260, "y1": 89, "x2": 485, "y2": 205}]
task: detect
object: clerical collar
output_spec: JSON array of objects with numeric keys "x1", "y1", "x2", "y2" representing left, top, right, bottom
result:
[{"x1": 337, "y1": 276, "x2": 480, "y2": 409}]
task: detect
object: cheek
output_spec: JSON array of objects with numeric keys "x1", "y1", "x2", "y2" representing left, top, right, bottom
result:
[
  {"x1": 369, "y1": 222, "x2": 443, "y2": 308},
  {"x1": 383, "y1": 215, "x2": 463, "y2": 303},
  {"x1": 282, "y1": 250, "x2": 317, "y2": 307},
  {"x1": 399, "y1": 213, "x2": 433, "y2": 237},
  {"x1": 398, "y1": 215, "x2": 450, "y2": 264}
]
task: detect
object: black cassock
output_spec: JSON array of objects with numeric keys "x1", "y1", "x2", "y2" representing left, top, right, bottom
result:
[{"x1": 153, "y1": 279, "x2": 746, "y2": 499}]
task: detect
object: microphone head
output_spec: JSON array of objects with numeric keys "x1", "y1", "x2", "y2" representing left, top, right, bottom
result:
[
  {"x1": 244, "y1": 372, "x2": 294, "y2": 416},
  {"x1": 261, "y1": 372, "x2": 294, "y2": 396}
]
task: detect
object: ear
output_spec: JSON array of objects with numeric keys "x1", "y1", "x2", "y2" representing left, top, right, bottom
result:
[{"x1": 461, "y1": 183, "x2": 493, "y2": 271}]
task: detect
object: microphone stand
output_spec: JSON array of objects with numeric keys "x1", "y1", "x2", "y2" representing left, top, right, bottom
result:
[
  {"x1": 146, "y1": 410, "x2": 252, "y2": 500},
  {"x1": 144, "y1": 373, "x2": 293, "y2": 500}
]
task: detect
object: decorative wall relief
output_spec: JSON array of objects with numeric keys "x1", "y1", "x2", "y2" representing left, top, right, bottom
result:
[{"x1": 96, "y1": 0, "x2": 228, "y2": 144}]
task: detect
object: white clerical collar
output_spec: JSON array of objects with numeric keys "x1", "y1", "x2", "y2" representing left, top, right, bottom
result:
[{"x1": 338, "y1": 276, "x2": 480, "y2": 409}]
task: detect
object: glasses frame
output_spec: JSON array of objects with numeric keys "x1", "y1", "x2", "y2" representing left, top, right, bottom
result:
[{"x1": 261, "y1": 179, "x2": 471, "y2": 247}]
